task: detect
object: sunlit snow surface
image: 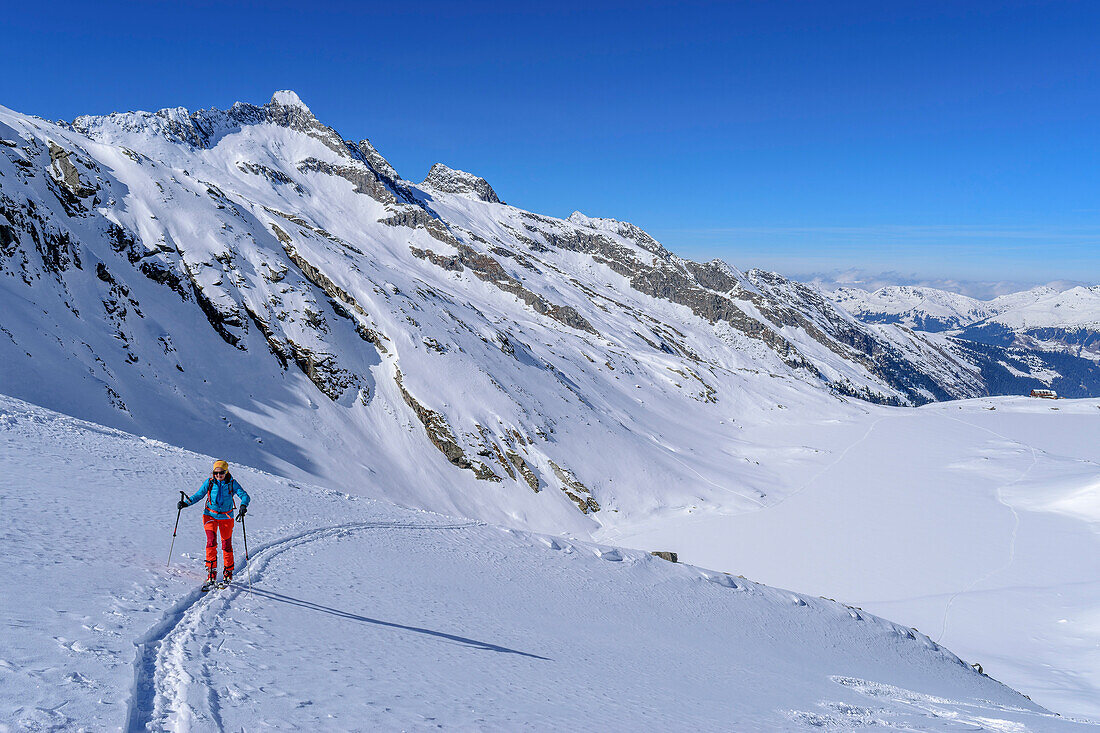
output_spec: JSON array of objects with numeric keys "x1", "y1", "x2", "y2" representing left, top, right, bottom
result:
[
  {"x1": 599, "y1": 396, "x2": 1100, "y2": 720},
  {"x1": 1, "y1": 95, "x2": 1098, "y2": 728},
  {"x1": 2, "y1": 394, "x2": 1094, "y2": 730}
]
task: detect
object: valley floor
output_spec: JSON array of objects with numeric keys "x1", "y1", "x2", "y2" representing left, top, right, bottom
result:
[
  {"x1": 2, "y1": 393, "x2": 1094, "y2": 730},
  {"x1": 598, "y1": 396, "x2": 1100, "y2": 720}
]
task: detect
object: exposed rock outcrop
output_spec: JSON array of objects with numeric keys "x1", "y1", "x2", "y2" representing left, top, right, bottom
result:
[
  {"x1": 394, "y1": 367, "x2": 500, "y2": 482},
  {"x1": 297, "y1": 157, "x2": 396, "y2": 205},
  {"x1": 356, "y1": 139, "x2": 400, "y2": 185},
  {"x1": 507, "y1": 451, "x2": 541, "y2": 493},
  {"x1": 548, "y1": 460, "x2": 600, "y2": 514},
  {"x1": 379, "y1": 205, "x2": 460, "y2": 246},
  {"x1": 410, "y1": 243, "x2": 597, "y2": 334}
]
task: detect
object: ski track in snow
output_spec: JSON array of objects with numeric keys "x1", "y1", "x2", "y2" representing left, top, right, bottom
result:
[
  {"x1": 599, "y1": 414, "x2": 887, "y2": 546},
  {"x1": 934, "y1": 415, "x2": 1038, "y2": 645},
  {"x1": 126, "y1": 519, "x2": 480, "y2": 732},
  {"x1": 652, "y1": 432, "x2": 769, "y2": 508},
  {"x1": 5, "y1": 392, "x2": 1098, "y2": 729},
  {"x1": 757, "y1": 413, "x2": 889, "y2": 514}
]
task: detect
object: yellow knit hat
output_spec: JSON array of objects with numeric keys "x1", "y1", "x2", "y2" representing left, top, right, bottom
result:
[{"x1": 212, "y1": 460, "x2": 229, "y2": 474}]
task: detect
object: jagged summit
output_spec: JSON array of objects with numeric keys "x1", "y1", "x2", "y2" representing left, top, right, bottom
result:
[
  {"x1": 422, "y1": 163, "x2": 500, "y2": 203},
  {"x1": 71, "y1": 90, "x2": 333, "y2": 153}
]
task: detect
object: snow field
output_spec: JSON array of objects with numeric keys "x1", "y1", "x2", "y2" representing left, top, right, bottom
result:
[{"x1": 1, "y1": 393, "x2": 1089, "y2": 730}]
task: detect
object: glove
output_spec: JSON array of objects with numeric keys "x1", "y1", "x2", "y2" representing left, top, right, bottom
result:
[
  {"x1": 177, "y1": 499, "x2": 187, "y2": 510},
  {"x1": 237, "y1": 504, "x2": 248, "y2": 521}
]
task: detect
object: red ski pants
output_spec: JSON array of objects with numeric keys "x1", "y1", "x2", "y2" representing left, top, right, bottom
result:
[{"x1": 203, "y1": 516, "x2": 234, "y2": 576}]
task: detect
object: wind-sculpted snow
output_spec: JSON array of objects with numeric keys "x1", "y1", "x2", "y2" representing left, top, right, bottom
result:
[{"x1": 1, "y1": 394, "x2": 1089, "y2": 730}]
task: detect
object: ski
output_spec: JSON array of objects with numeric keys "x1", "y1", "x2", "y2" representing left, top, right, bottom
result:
[{"x1": 201, "y1": 578, "x2": 232, "y2": 593}]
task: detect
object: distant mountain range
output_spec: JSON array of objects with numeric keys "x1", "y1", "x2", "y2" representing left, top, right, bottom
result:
[{"x1": 826, "y1": 284, "x2": 1100, "y2": 362}]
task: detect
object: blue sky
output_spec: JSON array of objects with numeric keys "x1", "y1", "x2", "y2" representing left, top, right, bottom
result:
[{"x1": 3, "y1": 0, "x2": 1098, "y2": 285}]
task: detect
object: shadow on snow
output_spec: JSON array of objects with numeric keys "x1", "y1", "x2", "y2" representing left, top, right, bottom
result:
[{"x1": 244, "y1": 585, "x2": 551, "y2": 661}]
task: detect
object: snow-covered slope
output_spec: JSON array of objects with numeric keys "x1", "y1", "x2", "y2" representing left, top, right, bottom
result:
[
  {"x1": 4, "y1": 92, "x2": 1100, "y2": 721},
  {"x1": 1, "y1": 394, "x2": 1088, "y2": 730},
  {"x1": 987, "y1": 286, "x2": 1100, "y2": 330}
]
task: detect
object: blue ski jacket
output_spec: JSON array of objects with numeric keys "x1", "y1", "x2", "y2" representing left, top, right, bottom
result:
[{"x1": 185, "y1": 475, "x2": 250, "y2": 520}]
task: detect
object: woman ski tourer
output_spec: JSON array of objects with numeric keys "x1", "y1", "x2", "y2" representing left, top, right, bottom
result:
[{"x1": 179, "y1": 460, "x2": 250, "y2": 588}]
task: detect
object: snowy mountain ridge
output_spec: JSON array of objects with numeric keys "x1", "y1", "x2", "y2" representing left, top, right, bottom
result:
[
  {"x1": 825, "y1": 284, "x2": 1070, "y2": 331},
  {"x1": 988, "y1": 285, "x2": 1100, "y2": 329},
  {"x1": 1, "y1": 89, "x2": 1098, "y2": 534}
]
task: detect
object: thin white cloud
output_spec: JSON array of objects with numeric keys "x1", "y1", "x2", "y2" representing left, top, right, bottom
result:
[{"x1": 651, "y1": 223, "x2": 1100, "y2": 284}]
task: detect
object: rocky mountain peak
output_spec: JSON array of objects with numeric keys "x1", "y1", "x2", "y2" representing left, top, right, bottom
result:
[
  {"x1": 422, "y1": 163, "x2": 500, "y2": 203},
  {"x1": 71, "y1": 90, "x2": 336, "y2": 154}
]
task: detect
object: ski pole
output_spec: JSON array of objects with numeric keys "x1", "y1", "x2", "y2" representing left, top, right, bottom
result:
[
  {"x1": 240, "y1": 513, "x2": 253, "y2": 598},
  {"x1": 167, "y1": 491, "x2": 187, "y2": 568}
]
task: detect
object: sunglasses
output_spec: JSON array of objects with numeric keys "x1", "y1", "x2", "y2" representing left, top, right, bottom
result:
[{"x1": 213, "y1": 470, "x2": 226, "y2": 475}]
